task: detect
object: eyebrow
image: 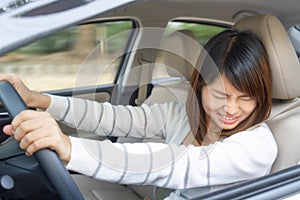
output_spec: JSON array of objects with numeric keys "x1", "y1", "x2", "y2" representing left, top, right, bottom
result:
[{"x1": 211, "y1": 88, "x2": 250, "y2": 98}]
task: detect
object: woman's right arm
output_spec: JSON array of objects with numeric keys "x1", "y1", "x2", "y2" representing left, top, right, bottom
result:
[
  {"x1": 0, "y1": 74, "x2": 187, "y2": 139},
  {"x1": 46, "y1": 95, "x2": 187, "y2": 139}
]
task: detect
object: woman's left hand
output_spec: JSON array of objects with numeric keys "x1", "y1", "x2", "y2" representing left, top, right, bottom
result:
[{"x1": 3, "y1": 110, "x2": 71, "y2": 162}]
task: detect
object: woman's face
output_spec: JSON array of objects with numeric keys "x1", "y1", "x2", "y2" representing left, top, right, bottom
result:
[{"x1": 202, "y1": 75, "x2": 257, "y2": 131}]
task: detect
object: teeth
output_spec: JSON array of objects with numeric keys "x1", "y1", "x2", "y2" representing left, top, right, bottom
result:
[{"x1": 224, "y1": 116, "x2": 234, "y2": 120}]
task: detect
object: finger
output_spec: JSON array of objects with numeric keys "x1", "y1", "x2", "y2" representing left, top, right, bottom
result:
[
  {"x1": 22, "y1": 128, "x2": 71, "y2": 162},
  {"x1": 18, "y1": 121, "x2": 61, "y2": 150},
  {"x1": 0, "y1": 74, "x2": 35, "y2": 107},
  {"x1": 0, "y1": 74, "x2": 20, "y2": 88},
  {"x1": 0, "y1": 74, "x2": 14, "y2": 83},
  {"x1": 3, "y1": 125, "x2": 13, "y2": 136},
  {"x1": 19, "y1": 127, "x2": 51, "y2": 151},
  {"x1": 13, "y1": 115, "x2": 46, "y2": 141},
  {"x1": 11, "y1": 110, "x2": 51, "y2": 132},
  {"x1": 24, "y1": 136, "x2": 54, "y2": 156},
  {"x1": 25, "y1": 134, "x2": 66, "y2": 158}
]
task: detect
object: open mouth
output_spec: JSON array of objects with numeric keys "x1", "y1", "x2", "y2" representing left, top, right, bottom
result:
[{"x1": 218, "y1": 114, "x2": 239, "y2": 125}]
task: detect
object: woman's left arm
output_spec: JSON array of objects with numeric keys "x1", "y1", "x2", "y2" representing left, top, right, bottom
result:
[{"x1": 67, "y1": 124, "x2": 278, "y2": 189}]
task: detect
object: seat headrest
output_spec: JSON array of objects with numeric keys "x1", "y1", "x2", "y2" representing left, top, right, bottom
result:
[
  {"x1": 233, "y1": 14, "x2": 300, "y2": 100},
  {"x1": 156, "y1": 30, "x2": 199, "y2": 80}
]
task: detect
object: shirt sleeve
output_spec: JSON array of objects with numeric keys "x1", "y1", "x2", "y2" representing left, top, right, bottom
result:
[
  {"x1": 66, "y1": 123, "x2": 278, "y2": 189},
  {"x1": 46, "y1": 95, "x2": 187, "y2": 139}
]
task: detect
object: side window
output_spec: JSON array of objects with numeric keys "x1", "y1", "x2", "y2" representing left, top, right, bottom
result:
[
  {"x1": 0, "y1": 20, "x2": 133, "y2": 91},
  {"x1": 167, "y1": 21, "x2": 228, "y2": 47},
  {"x1": 152, "y1": 21, "x2": 228, "y2": 80}
]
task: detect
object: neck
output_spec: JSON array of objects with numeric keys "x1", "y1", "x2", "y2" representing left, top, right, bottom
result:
[{"x1": 202, "y1": 120, "x2": 223, "y2": 145}]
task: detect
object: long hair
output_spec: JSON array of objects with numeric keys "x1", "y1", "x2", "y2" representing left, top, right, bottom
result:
[{"x1": 186, "y1": 29, "x2": 272, "y2": 145}]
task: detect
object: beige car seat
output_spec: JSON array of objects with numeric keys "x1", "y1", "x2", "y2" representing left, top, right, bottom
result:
[
  {"x1": 233, "y1": 14, "x2": 300, "y2": 172},
  {"x1": 143, "y1": 29, "x2": 199, "y2": 105},
  {"x1": 117, "y1": 30, "x2": 198, "y2": 144}
]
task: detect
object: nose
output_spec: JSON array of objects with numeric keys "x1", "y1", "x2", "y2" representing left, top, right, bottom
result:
[{"x1": 225, "y1": 98, "x2": 239, "y2": 115}]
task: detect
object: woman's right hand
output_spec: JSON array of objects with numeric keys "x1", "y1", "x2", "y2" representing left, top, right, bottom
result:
[
  {"x1": 0, "y1": 74, "x2": 70, "y2": 161},
  {"x1": 0, "y1": 74, "x2": 51, "y2": 110},
  {"x1": 3, "y1": 110, "x2": 71, "y2": 162}
]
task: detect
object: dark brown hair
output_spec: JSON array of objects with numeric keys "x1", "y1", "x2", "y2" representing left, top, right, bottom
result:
[{"x1": 186, "y1": 29, "x2": 272, "y2": 145}]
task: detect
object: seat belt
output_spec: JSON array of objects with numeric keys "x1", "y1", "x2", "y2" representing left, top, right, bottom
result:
[
  {"x1": 135, "y1": 53, "x2": 153, "y2": 106},
  {"x1": 248, "y1": 98, "x2": 300, "y2": 130}
]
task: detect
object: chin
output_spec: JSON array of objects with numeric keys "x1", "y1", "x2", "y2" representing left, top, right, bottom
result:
[{"x1": 221, "y1": 123, "x2": 239, "y2": 131}]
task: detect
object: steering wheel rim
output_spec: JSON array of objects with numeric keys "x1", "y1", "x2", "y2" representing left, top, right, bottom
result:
[{"x1": 0, "y1": 81, "x2": 84, "y2": 200}]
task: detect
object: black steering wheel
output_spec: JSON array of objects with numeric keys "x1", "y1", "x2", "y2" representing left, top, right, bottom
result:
[{"x1": 0, "y1": 81, "x2": 84, "y2": 200}]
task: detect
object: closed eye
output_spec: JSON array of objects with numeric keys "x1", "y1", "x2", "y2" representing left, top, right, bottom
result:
[
  {"x1": 212, "y1": 94, "x2": 226, "y2": 99},
  {"x1": 240, "y1": 96, "x2": 254, "y2": 101}
]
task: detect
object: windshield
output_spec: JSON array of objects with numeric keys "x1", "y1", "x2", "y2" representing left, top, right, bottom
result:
[
  {"x1": 0, "y1": 0, "x2": 37, "y2": 15},
  {"x1": 0, "y1": 0, "x2": 135, "y2": 55},
  {"x1": 0, "y1": 0, "x2": 95, "y2": 16}
]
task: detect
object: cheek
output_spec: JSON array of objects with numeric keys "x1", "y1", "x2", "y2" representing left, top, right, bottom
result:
[
  {"x1": 202, "y1": 94, "x2": 224, "y2": 113},
  {"x1": 202, "y1": 93, "x2": 213, "y2": 112},
  {"x1": 240, "y1": 100, "x2": 257, "y2": 115},
  {"x1": 201, "y1": 86, "x2": 225, "y2": 116}
]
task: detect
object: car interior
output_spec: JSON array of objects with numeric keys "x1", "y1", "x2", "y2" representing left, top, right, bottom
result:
[
  {"x1": 73, "y1": 13, "x2": 300, "y2": 200},
  {"x1": 1, "y1": 1, "x2": 300, "y2": 199}
]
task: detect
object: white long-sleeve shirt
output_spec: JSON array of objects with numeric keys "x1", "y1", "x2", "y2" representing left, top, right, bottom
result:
[{"x1": 46, "y1": 95, "x2": 277, "y2": 189}]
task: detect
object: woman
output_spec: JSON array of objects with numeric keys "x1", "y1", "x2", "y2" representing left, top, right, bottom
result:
[{"x1": 0, "y1": 30, "x2": 277, "y2": 192}]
